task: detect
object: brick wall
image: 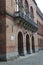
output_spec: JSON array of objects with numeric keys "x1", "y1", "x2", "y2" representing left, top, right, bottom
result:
[
  {"x1": 38, "y1": 22, "x2": 43, "y2": 35},
  {"x1": 0, "y1": 0, "x2": 6, "y2": 11},
  {"x1": 0, "y1": 0, "x2": 6, "y2": 55},
  {"x1": 38, "y1": 38, "x2": 43, "y2": 50},
  {"x1": 37, "y1": 21, "x2": 43, "y2": 50}
]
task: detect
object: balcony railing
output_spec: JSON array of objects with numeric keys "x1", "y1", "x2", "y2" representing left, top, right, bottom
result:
[
  {"x1": 13, "y1": 11, "x2": 38, "y2": 32},
  {"x1": 6, "y1": 10, "x2": 38, "y2": 32}
]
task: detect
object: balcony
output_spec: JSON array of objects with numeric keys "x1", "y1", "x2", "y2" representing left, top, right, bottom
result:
[{"x1": 13, "y1": 11, "x2": 38, "y2": 32}]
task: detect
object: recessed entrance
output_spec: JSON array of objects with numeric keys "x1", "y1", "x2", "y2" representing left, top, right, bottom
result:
[
  {"x1": 32, "y1": 36, "x2": 35, "y2": 53},
  {"x1": 26, "y1": 34, "x2": 30, "y2": 54},
  {"x1": 18, "y1": 32, "x2": 24, "y2": 56}
]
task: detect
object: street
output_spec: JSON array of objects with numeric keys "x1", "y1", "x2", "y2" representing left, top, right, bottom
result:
[{"x1": 0, "y1": 50, "x2": 43, "y2": 65}]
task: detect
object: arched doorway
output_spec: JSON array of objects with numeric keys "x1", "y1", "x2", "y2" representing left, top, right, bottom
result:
[
  {"x1": 32, "y1": 36, "x2": 35, "y2": 53},
  {"x1": 26, "y1": 34, "x2": 30, "y2": 54},
  {"x1": 18, "y1": 32, "x2": 24, "y2": 56}
]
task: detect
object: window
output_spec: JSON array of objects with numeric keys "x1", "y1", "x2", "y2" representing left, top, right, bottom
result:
[
  {"x1": 15, "y1": 0, "x2": 19, "y2": 11},
  {"x1": 14, "y1": 0, "x2": 23, "y2": 11},
  {"x1": 15, "y1": 0, "x2": 18, "y2": 4},
  {"x1": 30, "y1": 6, "x2": 34, "y2": 19},
  {"x1": 24, "y1": 0, "x2": 29, "y2": 15},
  {"x1": 18, "y1": 0, "x2": 23, "y2": 11}
]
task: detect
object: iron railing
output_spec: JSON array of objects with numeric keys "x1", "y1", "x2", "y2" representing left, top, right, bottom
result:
[{"x1": 14, "y1": 11, "x2": 38, "y2": 32}]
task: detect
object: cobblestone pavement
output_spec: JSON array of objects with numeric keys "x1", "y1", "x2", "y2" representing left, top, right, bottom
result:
[{"x1": 0, "y1": 51, "x2": 43, "y2": 65}]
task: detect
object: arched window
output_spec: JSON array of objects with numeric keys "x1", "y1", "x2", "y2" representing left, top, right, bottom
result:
[
  {"x1": 24, "y1": 0, "x2": 29, "y2": 15},
  {"x1": 18, "y1": 0, "x2": 23, "y2": 11},
  {"x1": 15, "y1": 0, "x2": 23, "y2": 11},
  {"x1": 30, "y1": 6, "x2": 34, "y2": 20}
]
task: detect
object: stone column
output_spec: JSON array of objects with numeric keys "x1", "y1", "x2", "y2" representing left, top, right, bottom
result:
[
  {"x1": 34, "y1": 33, "x2": 39, "y2": 52},
  {"x1": 29, "y1": 34, "x2": 33, "y2": 54},
  {"x1": 23, "y1": 34, "x2": 27, "y2": 55}
]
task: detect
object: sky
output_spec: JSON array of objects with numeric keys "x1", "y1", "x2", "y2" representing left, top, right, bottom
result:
[{"x1": 35, "y1": 0, "x2": 43, "y2": 13}]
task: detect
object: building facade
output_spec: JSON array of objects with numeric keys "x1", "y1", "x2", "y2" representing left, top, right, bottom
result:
[
  {"x1": 0, "y1": 0, "x2": 43, "y2": 61},
  {"x1": 36, "y1": 7, "x2": 43, "y2": 50}
]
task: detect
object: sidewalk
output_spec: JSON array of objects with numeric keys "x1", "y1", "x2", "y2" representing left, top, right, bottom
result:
[
  {"x1": 0, "y1": 50, "x2": 43, "y2": 65},
  {"x1": 16, "y1": 52, "x2": 38, "y2": 61}
]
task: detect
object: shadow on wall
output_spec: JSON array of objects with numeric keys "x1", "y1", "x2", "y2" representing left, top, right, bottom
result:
[{"x1": 0, "y1": 0, "x2": 6, "y2": 61}]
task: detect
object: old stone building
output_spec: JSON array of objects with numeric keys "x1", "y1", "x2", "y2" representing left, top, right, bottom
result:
[
  {"x1": 0, "y1": 0, "x2": 43, "y2": 61},
  {"x1": 37, "y1": 7, "x2": 43, "y2": 50}
]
